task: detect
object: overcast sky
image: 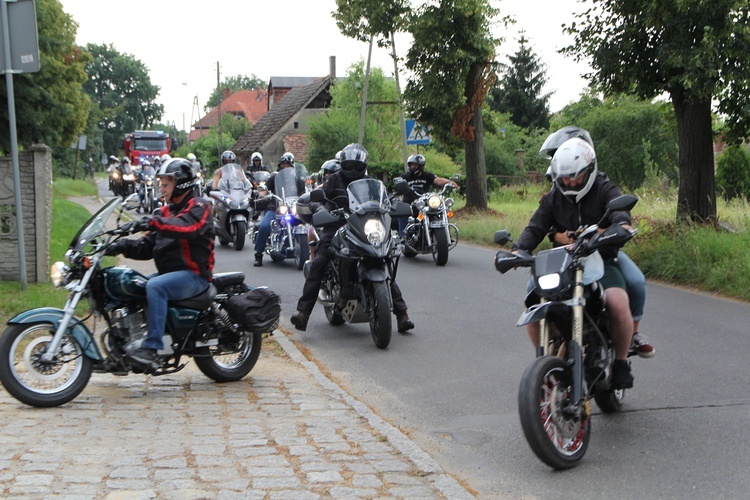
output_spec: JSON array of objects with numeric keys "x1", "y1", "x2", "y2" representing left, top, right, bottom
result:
[{"x1": 59, "y1": 0, "x2": 590, "y2": 130}]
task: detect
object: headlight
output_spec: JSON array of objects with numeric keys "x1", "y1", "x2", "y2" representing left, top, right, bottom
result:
[
  {"x1": 537, "y1": 273, "x2": 561, "y2": 290},
  {"x1": 364, "y1": 218, "x2": 386, "y2": 247},
  {"x1": 415, "y1": 199, "x2": 426, "y2": 210},
  {"x1": 278, "y1": 205, "x2": 289, "y2": 215},
  {"x1": 444, "y1": 197, "x2": 454, "y2": 210},
  {"x1": 112, "y1": 172, "x2": 119, "y2": 179},
  {"x1": 228, "y1": 199, "x2": 239, "y2": 210},
  {"x1": 50, "y1": 261, "x2": 68, "y2": 288},
  {"x1": 428, "y1": 195, "x2": 442, "y2": 209}
]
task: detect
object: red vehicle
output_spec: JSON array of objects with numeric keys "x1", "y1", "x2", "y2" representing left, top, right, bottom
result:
[{"x1": 123, "y1": 130, "x2": 175, "y2": 166}]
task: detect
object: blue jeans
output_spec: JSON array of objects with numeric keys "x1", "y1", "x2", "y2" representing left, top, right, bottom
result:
[
  {"x1": 145, "y1": 270, "x2": 209, "y2": 350},
  {"x1": 618, "y1": 250, "x2": 646, "y2": 321},
  {"x1": 254, "y1": 210, "x2": 275, "y2": 254}
]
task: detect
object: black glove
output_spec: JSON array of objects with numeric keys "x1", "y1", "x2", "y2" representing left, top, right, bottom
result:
[
  {"x1": 120, "y1": 216, "x2": 152, "y2": 235},
  {"x1": 104, "y1": 240, "x2": 124, "y2": 256}
]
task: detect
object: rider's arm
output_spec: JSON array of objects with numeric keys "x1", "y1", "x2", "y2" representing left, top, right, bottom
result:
[
  {"x1": 433, "y1": 176, "x2": 459, "y2": 188},
  {"x1": 150, "y1": 198, "x2": 212, "y2": 240},
  {"x1": 211, "y1": 168, "x2": 222, "y2": 189},
  {"x1": 514, "y1": 192, "x2": 555, "y2": 252},
  {"x1": 115, "y1": 232, "x2": 156, "y2": 260}
]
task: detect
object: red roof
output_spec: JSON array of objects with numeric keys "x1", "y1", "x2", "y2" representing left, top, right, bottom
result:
[{"x1": 189, "y1": 89, "x2": 268, "y2": 142}]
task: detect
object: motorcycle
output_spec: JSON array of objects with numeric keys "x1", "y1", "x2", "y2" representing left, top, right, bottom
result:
[
  {"x1": 193, "y1": 170, "x2": 207, "y2": 198},
  {"x1": 400, "y1": 175, "x2": 460, "y2": 266},
  {"x1": 305, "y1": 178, "x2": 411, "y2": 349},
  {"x1": 493, "y1": 194, "x2": 639, "y2": 469},
  {"x1": 255, "y1": 165, "x2": 309, "y2": 270},
  {"x1": 0, "y1": 194, "x2": 279, "y2": 408},
  {"x1": 210, "y1": 166, "x2": 254, "y2": 251},
  {"x1": 120, "y1": 166, "x2": 137, "y2": 199},
  {"x1": 137, "y1": 167, "x2": 158, "y2": 214}
]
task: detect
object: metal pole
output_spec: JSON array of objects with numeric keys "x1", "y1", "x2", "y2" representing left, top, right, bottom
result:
[
  {"x1": 391, "y1": 32, "x2": 408, "y2": 172},
  {"x1": 357, "y1": 35, "x2": 374, "y2": 145},
  {"x1": 1, "y1": 0, "x2": 27, "y2": 289}
]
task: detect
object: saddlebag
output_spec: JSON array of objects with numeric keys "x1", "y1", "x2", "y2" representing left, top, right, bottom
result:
[{"x1": 225, "y1": 287, "x2": 281, "y2": 334}]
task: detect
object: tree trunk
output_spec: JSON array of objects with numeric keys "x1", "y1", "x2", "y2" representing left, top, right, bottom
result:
[
  {"x1": 464, "y1": 64, "x2": 488, "y2": 210},
  {"x1": 672, "y1": 92, "x2": 716, "y2": 223}
]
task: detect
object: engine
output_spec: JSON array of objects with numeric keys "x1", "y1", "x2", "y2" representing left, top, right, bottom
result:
[{"x1": 110, "y1": 304, "x2": 148, "y2": 342}]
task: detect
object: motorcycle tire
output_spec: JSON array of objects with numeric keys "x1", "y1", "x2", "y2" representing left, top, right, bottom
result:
[
  {"x1": 518, "y1": 356, "x2": 590, "y2": 469},
  {"x1": 147, "y1": 192, "x2": 155, "y2": 214},
  {"x1": 294, "y1": 234, "x2": 309, "y2": 271},
  {"x1": 233, "y1": 221, "x2": 247, "y2": 251},
  {"x1": 0, "y1": 323, "x2": 94, "y2": 408},
  {"x1": 322, "y1": 280, "x2": 346, "y2": 326},
  {"x1": 594, "y1": 378, "x2": 626, "y2": 413},
  {"x1": 193, "y1": 329, "x2": 262, "y2": 382},
  {"x1": 432, "y1": 228, "x2": 450, "y2": 266},
  {"x1": 368, "y1": 281, "x2": 392, "y2": 349}
]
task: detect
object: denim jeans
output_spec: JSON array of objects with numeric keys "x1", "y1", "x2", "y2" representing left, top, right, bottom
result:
[
  {"x1": 144, "y1": 270, "x2": 209, "y2": 350},
  {"x1": 254, "y1": 210, "x2": 275, "y2": 254}
]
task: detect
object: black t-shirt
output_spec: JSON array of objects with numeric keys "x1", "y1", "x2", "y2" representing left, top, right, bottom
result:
[{"x1": 398, "y1": 170, "x2": 438, "y2": 204}]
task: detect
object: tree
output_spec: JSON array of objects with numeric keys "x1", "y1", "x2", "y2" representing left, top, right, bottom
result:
[
  {"x1": 488, "y1": 33, "x2": 551, "y2": 131},
  {"x1": 205, "y1": 74, "x2": 267, "y2": 111},
  {"x1": 562, "y1": 0, "x2": 750, "y2": 223},
  {"x1": 0, "y1": 0, "x2": 90, "y2": 152},
  {"x1": 82, "y1": 43, "x2": 163, "y2": 156},
  {"x1": 404, "y1": 0, "x2": 503, "y2": 210}
]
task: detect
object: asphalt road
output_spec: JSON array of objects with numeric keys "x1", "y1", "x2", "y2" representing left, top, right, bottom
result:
[{"x1": 102, "y1": 181, "x2": 750, "y2": 498}]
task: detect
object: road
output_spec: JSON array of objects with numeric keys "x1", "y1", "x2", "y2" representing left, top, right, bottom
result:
[{"x1": 102, "y1": 181, "x2": 750, "y2": 498}]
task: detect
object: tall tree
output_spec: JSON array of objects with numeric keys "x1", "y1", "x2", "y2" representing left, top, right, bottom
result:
[
  {"x1": 404, "y1": 0, "x2": 502, "y2": 210},
  {"x1": 0, "y1": 0, "x2": 90, "y2": 152},
  {"x1": 205, "y1": 74, "x2": 267, "y2": 110},
  {"x1": 488, "y1": 33, "x2": 550, "y2": 131},
  {"x1": 563, "y1": 0, "x2": 750, "y2": 223},
  {"x1": 82, "y1": 43, "x2": 163, "y2": 155}
]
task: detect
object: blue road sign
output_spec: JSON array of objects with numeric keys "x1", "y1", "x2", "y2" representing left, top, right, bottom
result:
[{"x1": 405, "y1": 119, "x2": 431, "y2": 145}]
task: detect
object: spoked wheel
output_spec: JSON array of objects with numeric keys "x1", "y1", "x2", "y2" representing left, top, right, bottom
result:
[
  {"x1": 448, "y1": 223, "x2": 459, "y2": 250},
  {"x1": 0, "y1": 323, "x2": 94, "y2": 407},
  {"x1": 233, "y1": 221, "x2": 247, "y2": 250},
  {"x1": 368, "y1": 281, "x2": 392, "y2": 349},
  {"x1": 518, "y1": 356, "x2": 590, "y2": 469},
  {"x1": 294, "y1": 234, "x2": 309, "y2": 270},
  {"x1": 432, "y1": 228, "x2": 450, "y2": 266},
  {"x1": 193, "y1": 330, "x2": 262, "y2": 382}
]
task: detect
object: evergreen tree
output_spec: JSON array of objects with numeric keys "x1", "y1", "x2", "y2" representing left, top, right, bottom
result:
[{"x1": 489, "y1": 33, "x2": 550, "y2": 131}]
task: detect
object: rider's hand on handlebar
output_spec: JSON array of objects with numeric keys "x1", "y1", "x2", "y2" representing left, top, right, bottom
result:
[{"x1": 119, "y1": 216, "x2": 152, "y2": 235}]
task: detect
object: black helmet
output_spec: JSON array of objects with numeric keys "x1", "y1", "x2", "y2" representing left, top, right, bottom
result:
[
  {"x1": 321, "y1": 159, "x2": 341, "y2": 177},
  {"x1": 539, "y1": 126, "x2": 594, "y2": 159},
  {"x1": 278, "y1": 152, "x2": 295, "y2": 168},
  {"x1": 221, "y1": 150, "x2": 236, "y2": 165},
  {"x1": 407, "y1": 153, "x2": 426, "y2": 174},
  {"x1": 339, "y1": 143, "x2": 368, "y2": 181},
  {"x1": 156, "y1": 158, "x2": 196, "y2": 197}
]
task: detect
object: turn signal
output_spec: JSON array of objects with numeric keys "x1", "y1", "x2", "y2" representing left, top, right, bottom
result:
[
  {"x1": 82, "y1": 256, "x2": 92, "y2": 269},
  {"x1": 447, "y1": 211, "x2": 454, "y2": 218},
  {"x1": 417, "y1": 213, "x2": 424, "y2": 221}
]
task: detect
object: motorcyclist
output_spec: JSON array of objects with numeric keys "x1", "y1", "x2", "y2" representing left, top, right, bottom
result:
[
  {"x1": 104, "y1": 158, "x2": 214, "y2": 367},
  {"x1": 539, "y1": 126, "x2": 654, "y2": 359},
  {"x1": 137, "y1": 159, "x2": 157, "y2": 209},
  {"x1": 512, "y1": 137, "x2": 636, "y2": 389},
  {"x1": 252, "y1": 152, "x2": 305, "y2": 267},
  {"x1": 245, "y1": 152, "x2": 270, "y2": 185},
  {"x1": 211, "y1": 150, "x2": 250, "y2": 191},
  {"x1": 107, "y1": 155, "x2": 120, "y2": 193},
  {"x1": 290, "y1": 143, "x2": 414, "y2": 333},
  {"x1": 395, "y1": 154, "x2": 459, "y2": 238}
]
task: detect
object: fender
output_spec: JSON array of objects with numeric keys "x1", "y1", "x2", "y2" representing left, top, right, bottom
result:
[
  {"x1": 358, "y1": 261, "x2": 388, "y2": 282},
  {"x1": 7, "y1": 308, "x2": 104, "y2": 361},
  {"x1": 230, "y1": 212, "x2": 249, "y2": 223}
]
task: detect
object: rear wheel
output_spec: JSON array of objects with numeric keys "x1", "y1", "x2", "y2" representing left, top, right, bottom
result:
[
  {"x1": 193, "y1": 330, "x2": 262, "y2": 382},
  {"x1": 294, "y1": 234, "x2": 309, "y2": 270},
  {"x1": 233, "y1": 221, "x2": 247, "y2": 250},
  {"x1": 368, "y1": 282, "x2": 392, "y2": 349},
  {"x1": 518, "y1": 356, "x2": 590, "y2": 469},
  {"x1": 0, "y1": 323, "x2": 94, "y2": 407},
  {"x1": 432, "y1": 228, "x2": 450, "y2": 266}
]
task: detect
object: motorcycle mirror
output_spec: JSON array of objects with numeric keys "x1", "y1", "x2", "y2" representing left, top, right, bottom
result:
[
  {"x1": 598, "y1": 194, "x2": 638, "y2": 226},
  {"x1": 123, "y1": 193, "x2": 141, "y2": 211},
  {"x1": 309, "y1": 189, "x2": 326, "y2": 203},
  {"x1": 450, "y1": 174, "x2": 461, "y2": 183},
  {"x1": 394, "y1": 180, "x2": 410, "y2": 195},
  {"x1": 494, "y1": 230, "x2": 512, "y2": 246}
]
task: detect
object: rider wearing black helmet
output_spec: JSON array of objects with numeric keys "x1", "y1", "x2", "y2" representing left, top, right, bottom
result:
[
  {"x1": 290, "y1": 143, "x2": 414, "y2": 333},
  {"x1": 104, "y1": 158, "x2": 214, "y2": 368}
]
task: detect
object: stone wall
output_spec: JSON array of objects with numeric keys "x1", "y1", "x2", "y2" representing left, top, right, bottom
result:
[{"x1": 0, "y1": 145, "x2": 52, "y2": 283}]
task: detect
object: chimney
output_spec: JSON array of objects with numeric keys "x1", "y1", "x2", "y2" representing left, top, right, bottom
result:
[
  {"x1": 222, "y1": 87, "x2": 231, "y2": 100},
  {"x1": 329, "y1": 56, "x2": 336, "y2": 80}
]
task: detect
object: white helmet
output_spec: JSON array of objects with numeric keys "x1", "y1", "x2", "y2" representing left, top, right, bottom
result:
[
  {"x1": 161, "y1": 153, "x2": 172, "y2": 163},
  {"x1": 550, "y1": 138, "x2": 597, "y2": 203},
  {"x1": 187, "y1": 153, "x2": 197, "y2": 162}
]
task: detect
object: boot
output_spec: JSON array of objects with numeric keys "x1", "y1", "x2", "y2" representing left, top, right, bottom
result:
[
  {"x1": 396, "y1": 310, "x2": 414, "y2": 333},
  {"x1": 253, "y1": 253, "x2": 263, "y2": 267},
  {"x1": 291, "y1": 310, "x2": 310, "y2": 331}
]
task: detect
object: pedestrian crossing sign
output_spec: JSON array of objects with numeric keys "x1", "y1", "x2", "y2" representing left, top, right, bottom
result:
[{"x1": 405, "y1": 120, "x2": 431, "y2": 145}]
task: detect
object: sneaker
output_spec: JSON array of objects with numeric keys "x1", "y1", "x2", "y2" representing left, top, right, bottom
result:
[
  {"x1": 128, "y1": 347, "x2": 159, "y2": 366},
  {"x1": 611, "y1": 360, "x2": 634, "y2": 389},
  {"x1": 291, "y1": 310, "x2": 310, "y2": 331},
  {"x1": 396, "y1": 310, "x2": 414, "y2": 333},
  {"x1": 630, "y1": 333, "x2": 655, "y2": 358},
  {"x1": 253, "y1": 253, "x2": 263, "y2": 267}
]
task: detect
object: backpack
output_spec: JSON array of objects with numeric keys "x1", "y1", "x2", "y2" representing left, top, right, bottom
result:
[{"x1": 225, "y1": 287, "x2": 281, "y2": 334}]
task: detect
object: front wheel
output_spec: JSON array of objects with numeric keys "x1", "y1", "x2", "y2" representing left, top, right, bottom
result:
[
  {"x1": 368, "y1": 281, "x2": 392, "y2": 349},
  {"x1": 193, "y1": 330, "x2": 262, "y2": 382},
  {"x1": 432, "y1": 228, "x2": 450, "y2": 266},
  {"x1": 294, "y1": 234, "x2": 309, "y2": 270},
  {"x1": 233, "y1": 221, "x2": 247, "y2": 251},
  {"x1": 518, "y1": 356, "x2": 590, "y2": 469},
  {"x1": 0, "y1": 323, "x2": 94, "y2": 407}
]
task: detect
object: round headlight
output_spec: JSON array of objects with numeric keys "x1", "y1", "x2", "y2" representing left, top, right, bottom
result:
[
  {"x1": 51, "y1": 261, "x2": 67, "y2": 288},
  {"x1": 415, "y1": 199, "x2": 426, "y2": 210},
  {"x1": 364, "y1": 218, "x2": 386, "y2": 247},
  {"x1": 445, "y1": 197, "x2": 454, "y2": 210},
  {"x1": 278, "y1": 205, "x2": 289, "y2": 215},
  {"x1": 428, "y1": 195, "x2": 442, "y2": 209}
]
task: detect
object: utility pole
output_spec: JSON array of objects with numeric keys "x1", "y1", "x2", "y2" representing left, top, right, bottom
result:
[{"x1": 216, "y1": 62, "x2": 222, "y2": 163}]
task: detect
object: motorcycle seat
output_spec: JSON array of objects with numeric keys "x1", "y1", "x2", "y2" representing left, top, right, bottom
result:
[
  {"x1": 212, "y1": 272, "x2": 246, "y2": 289},
  {"x1": 171, "y1": 283, "x2": 217, "y2": 310}
]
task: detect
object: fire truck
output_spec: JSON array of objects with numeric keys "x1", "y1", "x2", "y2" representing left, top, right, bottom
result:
[{"x1": 122, "y1": 130, "x2": 175, "y2": 166}]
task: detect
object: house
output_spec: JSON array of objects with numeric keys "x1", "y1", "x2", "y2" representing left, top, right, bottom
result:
[
  {"x1": 232, "y1": 56, "x2": 338, "y2": 167},
  {"x1": 189, "y1": 88, "x2": 269, "y2": 143}
]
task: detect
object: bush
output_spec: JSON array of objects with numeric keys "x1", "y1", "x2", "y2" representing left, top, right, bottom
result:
[{"x1": 716, "y1": 145, "x2": 750, "y2": 200}]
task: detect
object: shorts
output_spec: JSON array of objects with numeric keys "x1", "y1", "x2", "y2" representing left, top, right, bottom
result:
[{"x1": 599, "y1": 258, "x2": 627, "y2": 290}]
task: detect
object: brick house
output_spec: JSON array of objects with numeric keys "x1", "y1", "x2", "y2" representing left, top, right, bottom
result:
[{"x1": 188, "y1": 88, "x2": 269, "y2": 143}]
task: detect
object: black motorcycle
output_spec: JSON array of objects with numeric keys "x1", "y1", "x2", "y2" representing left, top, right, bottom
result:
[
  {"x1": 493, "y1": 194, "x2": 638, "y2": 469},
  {"x1": 0, "y1": 195, "x2": 279, "y2": 408},
  {"x1": 305, "y1": 179, "x2": 411, "y2": 349},
  {"x1": 137, "y1": 166, "x2": 158, "y2": 214}
]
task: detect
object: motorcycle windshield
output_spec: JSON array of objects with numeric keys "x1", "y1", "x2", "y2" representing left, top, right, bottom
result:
[
  {"x1": 274, "y1": 167, "x2": 302, "y2": 202},
  {"x1": 142, "y1": 166, "x2": 156, "y2": 178},
  {"x1": 347, "y1": 179, "x2": 391, "y2": 215},
  {"x1": 217, "y1": 164, "x2": 249, "y2": 193},
  {"x1": 70, "y1": 197, "x2": 122, "y2": 251}
]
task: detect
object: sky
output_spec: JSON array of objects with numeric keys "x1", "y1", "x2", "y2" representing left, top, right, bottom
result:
[{"x1": 59, "y1": 0, "x2": 591, "y2": 130}]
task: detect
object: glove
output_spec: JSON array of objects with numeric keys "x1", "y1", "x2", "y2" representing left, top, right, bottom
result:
[
  {"x1": 104, "y1": 240, "x2": 124, "y2": 256},
  {"x1": 120, "y1": 216, "x2": 152, "y2": 235}
]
